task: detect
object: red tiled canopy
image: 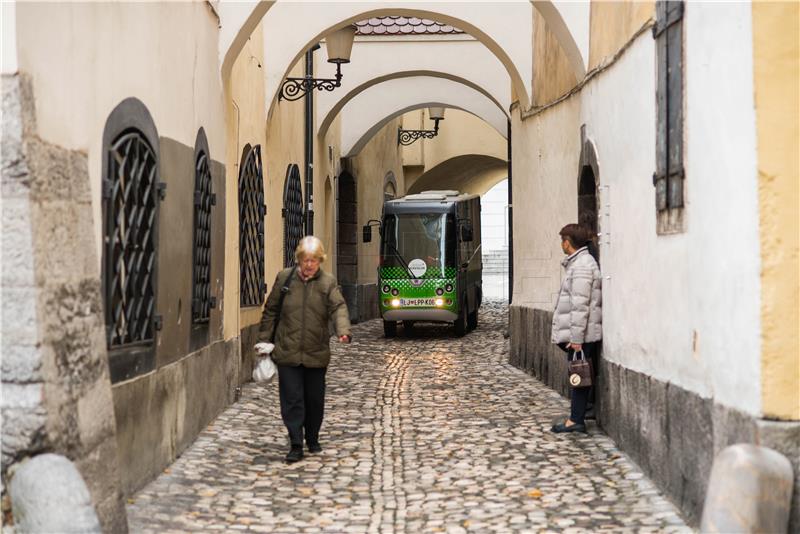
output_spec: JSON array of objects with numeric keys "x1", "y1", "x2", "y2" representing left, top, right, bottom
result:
[{"x1": 355, "y1": 16, "x2": 463, "y2": 36}]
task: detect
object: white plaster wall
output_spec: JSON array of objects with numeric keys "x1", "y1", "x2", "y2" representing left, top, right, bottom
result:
[
  {"x1": 316, "y1": 37, "x2": 511, "y2": 135},
  {"x1": 511, "y1": 97, "x2": 581, "y2": 310},
  {"x1": 14, "y1": 2, "x2": 226, "y2": 258},
  {"x1": 682, "y1": 2, "x2": 761, "y2": 414},
  {"x1": 513, "y1": 5, "x2": 762, "y2": 416}
]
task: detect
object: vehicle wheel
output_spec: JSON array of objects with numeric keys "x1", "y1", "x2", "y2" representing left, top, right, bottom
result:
[
  {"x1": 403, "y1": 320, "x2": 415, "y2": 337},
  {"x1": 453, "y1": 299, "x2": 467, "y2": 337},
  {"x1": 383, "y1": 320, "x2": 397, "y2": 338},
  {"x1": 467, "y1": 308, "x2": 478, "y2": 331}
]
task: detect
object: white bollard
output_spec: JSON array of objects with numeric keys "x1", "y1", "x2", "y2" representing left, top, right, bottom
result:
[
  {"x1": 701, "y1": 443, "x2": 793, "y2": 533},
  {"x1": 9, "y1": 453, "x2": 102, "y2": 533}
]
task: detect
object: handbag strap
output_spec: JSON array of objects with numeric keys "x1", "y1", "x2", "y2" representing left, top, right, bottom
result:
[
  {"x1": 270, "y1": 266, "x2": 296, "y2": 343},
  {"x1": 570, "y1": 349, "x2": 586, "y2": 362}
]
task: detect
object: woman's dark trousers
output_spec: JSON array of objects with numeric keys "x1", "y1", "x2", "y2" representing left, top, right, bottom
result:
[
  {"x1": 277, "y1": 365, "x2": 327, "y2": 446},
  {"x1": 568, "y1": 342, "x2": 599, "y2": 425}
]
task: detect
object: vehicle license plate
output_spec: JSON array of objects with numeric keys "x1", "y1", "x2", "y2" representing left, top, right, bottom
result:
[{"x1": 400, "y1": 298, "x2": 435, "y2": 307}]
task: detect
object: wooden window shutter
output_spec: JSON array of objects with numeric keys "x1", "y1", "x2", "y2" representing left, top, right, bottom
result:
[{"x1": 654, "y1": 0, "x2": 685, "y2": 210}]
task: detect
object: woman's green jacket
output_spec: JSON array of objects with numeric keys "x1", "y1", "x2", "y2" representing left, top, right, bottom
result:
[{"x1": 258, "y1": 268, "x2": 351, "y2": 367}]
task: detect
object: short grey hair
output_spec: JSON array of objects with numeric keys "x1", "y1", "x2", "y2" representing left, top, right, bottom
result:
[{"x1": 295, "y1": 236, "x2": 327, "y2": 263}]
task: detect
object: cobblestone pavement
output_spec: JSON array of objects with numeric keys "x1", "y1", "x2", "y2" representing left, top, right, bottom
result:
[{"x1": 128, "y1": 301, "x2": 689, "y2": 533}]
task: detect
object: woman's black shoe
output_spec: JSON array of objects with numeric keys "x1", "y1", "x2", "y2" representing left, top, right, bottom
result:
[
  {"x1": 285, "y1": 445, "x2": 304, "y2": 463},
  {"x1": 550, "y1": 422, "x2": 587, "y2": 433},
  {"x1": 307, "y1": 441, "x2": 322, "y2": 453}
]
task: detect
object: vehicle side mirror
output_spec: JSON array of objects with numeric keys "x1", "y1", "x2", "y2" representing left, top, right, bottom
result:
[
  {"x1": 460, "y1": 224, "x2": 474, "y2": 242},
  {"x1": 362, "y1": 225, "x2": 372, "y2": 243}
]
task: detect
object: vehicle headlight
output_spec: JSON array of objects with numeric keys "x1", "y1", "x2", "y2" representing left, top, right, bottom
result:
[
  {"x1": 391, "y1": 288, "x2": 400, "y2": 296},
  {"x1": 435, "y1": 298, "x2": 444, "y2": 307},
  {"x1": 382, "y1": 285, "x2": 391, "y2": 294},
  {"x1": 391, "y1": 298, "x2": 400, "y2": 307},
  {"x1": 445, "y1": 284, "x2": 454, "y2": 293}
]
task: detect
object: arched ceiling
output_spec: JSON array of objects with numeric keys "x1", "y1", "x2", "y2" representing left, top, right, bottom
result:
[
  {"x1": 218, "y1": 1, "x2": 590, "y2": 97},
  {"x1": 339, "y1": 77, "x2": 506, "y2": 157},
  {"x1": 408, "y1": 154, "x2": 508, "y2": 196},
  {"x1": 316, "y1": 38, "x2": 509, "y2": 137}
]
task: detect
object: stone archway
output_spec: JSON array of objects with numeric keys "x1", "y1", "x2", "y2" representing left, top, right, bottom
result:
[
  {"x1": 318, "y1": 71, "x2": 507, "y2": 140},
  {"x1": 219, "y1": 1, "x2": 590, "y2": 107},
  {"x1": 339, "y1": 78, "x2": 507, "y2": 157},
  {"x1": 221, "y1": 2, "x2": 537, "y2": 112}
]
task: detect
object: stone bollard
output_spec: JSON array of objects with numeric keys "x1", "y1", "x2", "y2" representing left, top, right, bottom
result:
[
  {"x1": 8, "y1": 453, "x2": 101, "y2": 533},
  {"x1": 701, "y1": 443, "x2": 794, "y2": 533}
]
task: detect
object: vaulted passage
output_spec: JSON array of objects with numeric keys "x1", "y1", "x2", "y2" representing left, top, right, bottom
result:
[{"x1": 3, "y1": 2, "x2": 797, "y2": 532}]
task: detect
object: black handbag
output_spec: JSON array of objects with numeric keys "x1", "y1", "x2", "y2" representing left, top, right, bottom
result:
[{"x1": 568, "y1": 350, "x2": 592, "y2": 388}]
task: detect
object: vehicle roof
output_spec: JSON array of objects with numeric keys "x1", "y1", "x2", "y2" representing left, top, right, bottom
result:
[{"x1": 384, "y1": 191, "x2": 479, "y2": 214}]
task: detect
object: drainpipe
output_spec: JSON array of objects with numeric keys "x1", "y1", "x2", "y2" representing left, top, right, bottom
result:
[
  {"x1": 304, "y1": 45, "x2": 319, "y2": 236},
  {"x1": 507, "y1": 119, "x2": 513, "y2": 303}
]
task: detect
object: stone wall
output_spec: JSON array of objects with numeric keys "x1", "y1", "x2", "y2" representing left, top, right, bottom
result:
[
  {"x1": 510, "y1": 303, "x2": 800, "y2": 529},
  {"x1": 1, "y1": 73, "x2": 127, "y2": 531},
  {"x1": 112, "y1": 338, "x2": 240, "y2": 496}
]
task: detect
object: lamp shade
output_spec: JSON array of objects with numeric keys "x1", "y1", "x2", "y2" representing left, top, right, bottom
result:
[
  {"x1": 428, "y1": 107, "x2": 446, "y2": 121},
  {"x1": 326, "y1": 25, "x2": 357, "y2": 64}
]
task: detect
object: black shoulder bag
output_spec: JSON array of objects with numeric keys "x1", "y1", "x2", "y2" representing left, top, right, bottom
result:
[{"x1": 270, "y1": 267, "x2": 296, "y2": 343}]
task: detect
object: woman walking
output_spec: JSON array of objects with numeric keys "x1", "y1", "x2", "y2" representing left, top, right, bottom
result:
[
  {"x1": 550, "y1": 224, "x2": 602, "y2": 433},
  {"x1": 257, "y1": 236, "x2": 351, "y2": 462}
]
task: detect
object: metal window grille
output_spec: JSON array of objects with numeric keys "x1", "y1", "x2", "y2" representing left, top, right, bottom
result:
[
  {"x1": 654, "y1": 0, "x2": 684, "y2": 210},
  {"x1": 239, "y1": 145, "x2": 266, "y2": 307},
  {"x1": 192, "y1": 152, "x2": 215, "y2": 322},
  {"x1": 103, "y1": 130, "x2": 160, "y2": 348},
  {"x1": 283, "y1": 164, "x2": 304, "y2": 268}
]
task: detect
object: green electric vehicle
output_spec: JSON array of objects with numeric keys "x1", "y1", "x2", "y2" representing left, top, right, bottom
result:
[{"x1": 362, "y1": 190, "x2": 482, "y2": 337}]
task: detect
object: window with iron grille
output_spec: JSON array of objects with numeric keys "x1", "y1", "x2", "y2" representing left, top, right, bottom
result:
[
  {"x1": 192, "y1": 150, "x2": 215, "y2": 323},
  {"x1": 103, "y1": 130, "x2": 160, "y2": 349},
  {"x1": 283, "y1": 163, "x2": 304, "y2": 268},
  {"x1": 653, "y1": 0, "x2": 685, "y2": 222},
  {"x1": 239, "y1": 145, "x2": 266, "y2": 307}
]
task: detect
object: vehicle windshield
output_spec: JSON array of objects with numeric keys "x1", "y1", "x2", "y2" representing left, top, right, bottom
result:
[{"x1": 381, "y1": 213, "x2": 456, "y2": 278}]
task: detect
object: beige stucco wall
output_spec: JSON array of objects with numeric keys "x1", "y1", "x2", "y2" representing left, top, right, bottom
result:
[
  {"x1": 349, "y1": 119, "x2": 405, "y2": 285},
  {"x1": 533, "y1": 7, "x2": 578, "y2": 107},
  {"x1": 402, "y1": 108, "x2": 507, "y2": 194},
  {"x1": 316, "y1": 112, "x2": 344, "y2": 278},
  {"x1": 261, "y1": 55, "x2": 305, "y2": 304},
  {"x1": 13, "y1": 1, "x2": 226, "y2": 260},
  {"x1": 422, "y1": 109, "x2": 507, "y2": 172},
  {"x1": 588, "y1": 0, "x2": 654, "y2": 70},
  {"x1": 224, "y1": 22, "x2": 305, "y2": 336},
  {"x1": 752, "y1": 1, "x2": 800, "y2": 420}
]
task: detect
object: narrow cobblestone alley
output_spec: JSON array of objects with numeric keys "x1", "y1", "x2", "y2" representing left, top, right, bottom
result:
[{"x1": 126, "y1": 302, "x2": 688, "y2": 533}]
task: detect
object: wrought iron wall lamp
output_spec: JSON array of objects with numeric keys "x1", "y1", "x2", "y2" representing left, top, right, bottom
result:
[
  {"x1": 398, "y1": 107, "x2": 446, "y2": 146},
  {"x1": 279, "y1": 25, "x2": 357, "y2": 101}
]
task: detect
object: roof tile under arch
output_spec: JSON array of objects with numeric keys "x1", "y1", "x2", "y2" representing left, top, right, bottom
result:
[{"x1": 355, "y1": 16, "x2": 463, "y2": 36}]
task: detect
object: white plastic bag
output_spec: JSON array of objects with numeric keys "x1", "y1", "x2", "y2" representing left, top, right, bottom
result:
[
  {"x1": 253, "y1": 355, "x2": 276, "y2": 382},
  {"x1": 253, "y1": 342, "x2": 276, "y2": 383}
]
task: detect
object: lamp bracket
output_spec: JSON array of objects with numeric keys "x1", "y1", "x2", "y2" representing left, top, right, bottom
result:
[{"x1": 279, "y1": 62, "x2": 344, "y2": 101}]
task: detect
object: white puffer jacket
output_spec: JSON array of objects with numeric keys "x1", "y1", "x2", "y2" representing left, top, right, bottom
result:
[{"x1": 551, "y1": 247, "x2": 602, "y2": 344}]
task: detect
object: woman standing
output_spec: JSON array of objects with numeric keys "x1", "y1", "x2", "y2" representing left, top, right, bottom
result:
[
  {"x1": 550, "y1": 224, "x2": 602, "y2": 433},
  {"x1": 257, "y1": 236, "x2": 351, "y2": 462}
]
